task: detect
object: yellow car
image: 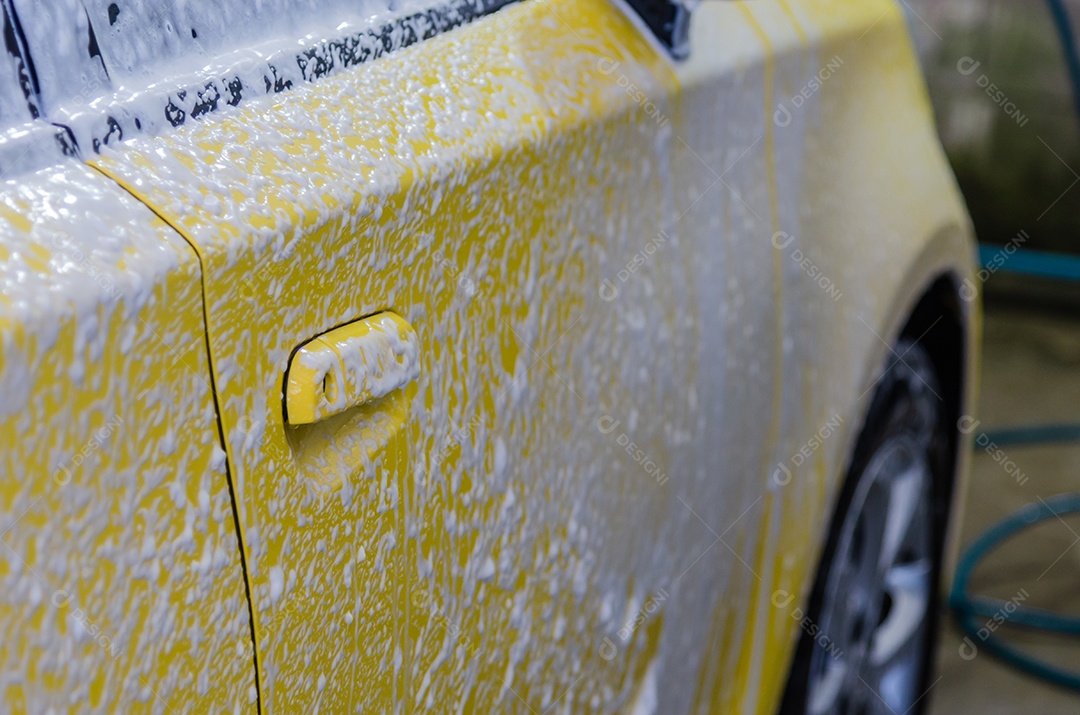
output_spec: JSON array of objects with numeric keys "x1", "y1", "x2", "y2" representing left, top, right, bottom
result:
[{"x1": 0, "y1": 0, "x2": 977, "y2": 712}]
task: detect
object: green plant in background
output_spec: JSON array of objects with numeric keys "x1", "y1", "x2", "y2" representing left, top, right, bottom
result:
[{"x1": 909, "y1": 0, "x2": 1080, "y2": 252}]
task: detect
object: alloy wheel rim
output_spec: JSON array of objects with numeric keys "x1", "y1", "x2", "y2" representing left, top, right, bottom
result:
[{"x1": 806, "y1": 434, "x2": 934, "y2": 715}]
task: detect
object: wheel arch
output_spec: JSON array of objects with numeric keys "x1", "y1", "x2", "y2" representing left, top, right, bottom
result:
[
  {"x1": 778, "y1": 257, "x2": 977, "y2": 714},
  {"x1": 870, "y1": 226, "x2": 980, "y2": 592}
]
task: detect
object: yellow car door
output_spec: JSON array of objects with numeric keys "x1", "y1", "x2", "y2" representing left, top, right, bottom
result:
[
  {"x1": 0, "y1": 163, "x2": 256, "y2": 711},
  {"x1": 91, "y1": 0, "x2": 783, "y2": 711},
  {"x1": 0, "y1": 7, "x2": 257, "y2": 707},
  {"x1": 81, "y1": 0, "x2": 970, "y2": 712}
]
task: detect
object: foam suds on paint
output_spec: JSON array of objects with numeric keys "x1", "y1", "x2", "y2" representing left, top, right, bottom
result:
[{"x1": 0, "y1": 0, "x2": 975, "y2": 711}]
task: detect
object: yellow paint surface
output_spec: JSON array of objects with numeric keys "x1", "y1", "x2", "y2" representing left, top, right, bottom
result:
[
  {"x1": 0, "y1": 163, "x2": 255, "y2": 712},
  {"x1": 0, "y1": 0, "x2": 978, "y2": 712}
]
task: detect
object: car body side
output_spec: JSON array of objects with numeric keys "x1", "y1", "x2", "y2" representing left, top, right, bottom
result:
[
  {"x1": 0, "y1": 164, "x2": 256, "y2": 711},
  {"x1": 0, "y1": 0, "x2": 976, "y2": 713}
]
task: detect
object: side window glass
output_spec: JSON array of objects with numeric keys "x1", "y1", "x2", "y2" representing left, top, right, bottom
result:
[
  {"x1": 0, "y1": 4, "x2": 76, "y2": 176},
  {"x1": 3, "y1": 0, "x2": 517, "y2": 152},
  {"x1": 624, "y1": 0, "x2": 692, "y2": 59}
]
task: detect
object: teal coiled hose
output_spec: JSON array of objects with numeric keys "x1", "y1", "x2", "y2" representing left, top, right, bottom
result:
[
  {"x1": 949, "y1": 494, "x2": 1080, "y2": 691},
  {"x1": 947, "y1": 1, "x2": 1080, "y2": 690}
]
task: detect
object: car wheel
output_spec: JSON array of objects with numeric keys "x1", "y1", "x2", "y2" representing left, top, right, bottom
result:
[{"x1": 780, "y1": 339, "x2": 951, "y2": 715}]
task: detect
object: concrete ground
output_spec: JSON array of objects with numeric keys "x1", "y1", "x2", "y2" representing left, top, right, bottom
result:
[{"x1": 929, "y1": 303, "x2": 1080, "y2": 714}]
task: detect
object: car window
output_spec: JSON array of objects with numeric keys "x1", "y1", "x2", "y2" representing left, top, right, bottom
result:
[
  {"x1": 0, "y1": 6, "x2": 75, "y2": 176},
  {"x1": 5, "y1": 0, "x2": 516, "y2": 154}
]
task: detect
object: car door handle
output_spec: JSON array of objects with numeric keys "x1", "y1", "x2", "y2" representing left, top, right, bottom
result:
[{"x1": 285, "y1": 312, "x2": 420, "y2": 425}]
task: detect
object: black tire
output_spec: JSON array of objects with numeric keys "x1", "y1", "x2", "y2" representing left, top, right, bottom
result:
[{"x1": 778, "y1": 339, "x2": 954, "y2": 715}]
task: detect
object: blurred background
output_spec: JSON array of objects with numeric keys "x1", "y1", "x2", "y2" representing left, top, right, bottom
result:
[{"x1": 902, "y1": 1, "x2": 1080, "y2": 712}]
